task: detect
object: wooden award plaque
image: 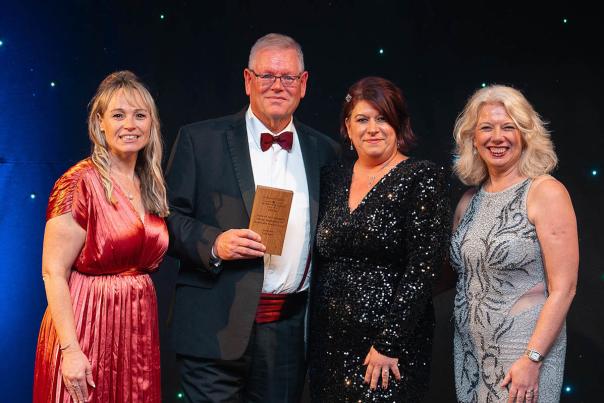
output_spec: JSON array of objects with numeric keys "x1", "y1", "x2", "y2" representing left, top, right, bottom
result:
[{"x1": 248, "y1": 185, "x2": 294, "y2": 255}]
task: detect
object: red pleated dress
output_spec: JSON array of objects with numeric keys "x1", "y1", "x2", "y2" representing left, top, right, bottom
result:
[{"x1": 33, "y1": 159, "x2": 168, "y2": 403}]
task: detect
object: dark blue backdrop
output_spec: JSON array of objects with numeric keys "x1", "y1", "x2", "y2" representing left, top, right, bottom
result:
[{"x1": 1, "y1": 1, "x2": 602, "y2": 401}]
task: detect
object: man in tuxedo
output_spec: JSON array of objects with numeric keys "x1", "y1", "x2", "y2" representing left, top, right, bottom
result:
[{"x1": 165, "y1": 33, "x2": 339, "y2": 402}]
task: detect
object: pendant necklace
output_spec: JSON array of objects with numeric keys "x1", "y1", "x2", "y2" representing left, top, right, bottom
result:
[
  {"x1": 366, "y1": 155, "x2": 397, "y2": 188},
  {"x1": 112, "y1": 170, "x2": 136, "y2": 201}
]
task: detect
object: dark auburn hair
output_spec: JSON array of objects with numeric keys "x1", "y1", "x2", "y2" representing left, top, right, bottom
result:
[{"x1": 340, "y1": 76, "x2": 416, "y2": 153}]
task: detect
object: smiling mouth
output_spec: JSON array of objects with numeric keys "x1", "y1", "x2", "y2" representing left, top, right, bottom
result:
[
  {"x1": 488, "y1": 146, "x2": 508, "y2": 157},
  {"x1": 119, "y1": 134, "x2": 141, "y2": 141}
]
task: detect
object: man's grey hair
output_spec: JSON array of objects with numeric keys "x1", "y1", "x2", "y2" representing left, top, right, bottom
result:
[{"x1": 248, "y1": 33, "x2": 305, "y2": 72}]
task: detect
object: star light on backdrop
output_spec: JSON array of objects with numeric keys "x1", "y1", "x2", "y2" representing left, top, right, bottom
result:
[{"x1": 0, "y1": 4, "x2": 600, "y2": 403}]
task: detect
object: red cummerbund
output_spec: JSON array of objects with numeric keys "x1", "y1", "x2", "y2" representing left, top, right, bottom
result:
[{"x1": 255, "y1": 291, "x2": 308, "y2": 324}]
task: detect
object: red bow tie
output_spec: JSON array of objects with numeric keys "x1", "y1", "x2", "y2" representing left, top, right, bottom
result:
[{"x1": 260, "y1": 131, "x2": 293, "y2": 152}]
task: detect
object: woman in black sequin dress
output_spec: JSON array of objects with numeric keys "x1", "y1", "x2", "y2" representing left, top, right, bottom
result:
[{"x1": 308, "y1": 77, "x2": 449, "y2": 402}]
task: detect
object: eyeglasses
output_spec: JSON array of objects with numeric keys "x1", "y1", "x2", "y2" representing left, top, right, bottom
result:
[{"x1": 248, "y1": 69, "x2": 303, "y2": 88}]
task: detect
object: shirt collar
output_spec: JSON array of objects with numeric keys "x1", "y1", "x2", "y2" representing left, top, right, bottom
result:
[{"x1": 246, "y1": 106, "x2": 295, "y2": 150}]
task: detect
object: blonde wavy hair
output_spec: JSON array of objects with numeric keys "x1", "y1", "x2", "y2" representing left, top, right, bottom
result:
[
  {"x1": 453, "y1": 84, "x2": 558, "y2": 186},
  {"x1": 88, "y1": 70, "x2": 169, "y2": 217}
]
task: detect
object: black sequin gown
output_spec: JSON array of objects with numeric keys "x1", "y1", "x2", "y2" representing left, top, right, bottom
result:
[{"x1": 309, "y1": 158, "x2": 449, "y2": 402}]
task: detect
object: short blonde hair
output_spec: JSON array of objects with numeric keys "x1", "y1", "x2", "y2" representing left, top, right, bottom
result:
[
  {"x1": 88, "y1": 70, "x2": 169, "y2": 217},
  {"x1": 453, "y1": 84, "x2": 557, "y2": 185}
]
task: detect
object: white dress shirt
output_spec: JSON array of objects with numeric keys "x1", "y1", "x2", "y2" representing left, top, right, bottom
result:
[{"x1": 246, "y1": 106, "x2": 311, "y2": 293}]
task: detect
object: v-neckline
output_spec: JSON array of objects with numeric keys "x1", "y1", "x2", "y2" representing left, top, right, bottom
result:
[
  {"x1": 346, "y1": 158, "x2": 410, "y2": 214},
  {"x1": 112, "y1": 178, "x2": 146, "y2": 225}
]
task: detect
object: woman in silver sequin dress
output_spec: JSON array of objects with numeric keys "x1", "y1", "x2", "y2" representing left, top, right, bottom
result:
[
  {"x1": 450, "y1": 85, "x2": 579, "y2": 402},
  {"x1": 308, "y1": 77, "x2": 449, "y2": 402}
]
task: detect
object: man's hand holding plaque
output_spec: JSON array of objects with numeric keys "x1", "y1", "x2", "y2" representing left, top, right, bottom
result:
[
  {"x1": 248, "y1": 185, "x2": 294, "y2": 255},
  {"x1": 213, "y1": 228, "x2": 266, "y2": 260}
]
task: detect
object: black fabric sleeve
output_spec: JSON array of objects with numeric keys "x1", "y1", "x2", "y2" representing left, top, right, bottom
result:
[
  {"x1": 373, "y1": 163, "x2": 450, "y2": 357},
  {"x1": 165, "y1": 127, "x2": 223, "y2": 275}
]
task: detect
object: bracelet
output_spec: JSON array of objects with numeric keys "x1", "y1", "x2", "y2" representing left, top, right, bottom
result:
[{"x1": 59, "y1": 343, "x2": 71, "y2": 351}]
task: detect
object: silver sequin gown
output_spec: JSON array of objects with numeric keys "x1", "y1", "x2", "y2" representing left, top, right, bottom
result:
[
  {"x1": 309, "y1": 159, "x2": 449, "y2": 402},
  {"x1": 451, "y1": 179, "x2": 566, "y2": 402}
]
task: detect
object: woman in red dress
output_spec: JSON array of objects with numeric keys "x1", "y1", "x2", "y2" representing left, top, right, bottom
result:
[{"x1": 33, "y1": 71, "x2": 169, "y2": 403}]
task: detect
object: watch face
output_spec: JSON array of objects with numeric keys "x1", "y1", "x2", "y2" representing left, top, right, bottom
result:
[{"x1": 528, "y1": 351, "x2": 541, "y2": 361}]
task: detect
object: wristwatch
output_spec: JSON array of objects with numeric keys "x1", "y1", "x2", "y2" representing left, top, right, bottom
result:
[{"x1": 525, "y1": 349, "x2": 544, "y2": 362}]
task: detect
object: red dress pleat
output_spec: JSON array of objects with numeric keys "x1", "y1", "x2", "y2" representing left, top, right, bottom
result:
[{"x1": 33, "y1": 159, "x2": 168, "y2": 403}]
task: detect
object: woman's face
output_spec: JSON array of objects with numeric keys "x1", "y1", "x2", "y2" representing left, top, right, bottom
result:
[
  {"x1": 473, "y1": 103, "x2": 523, "y2": 175},
  {"x1": 346, "y1": 100, "x2": 398, "y2": 163},
  {"x1": 99, "y1": 89, "x2": 151, "y2": 159}
]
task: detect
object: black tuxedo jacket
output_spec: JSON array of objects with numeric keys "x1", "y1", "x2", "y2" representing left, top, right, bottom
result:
[{"x1": 165, "y1": 109, "x2": 339, "y2": 360}]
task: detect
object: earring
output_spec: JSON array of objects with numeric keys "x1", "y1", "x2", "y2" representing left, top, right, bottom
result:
[{"x1": 350, "y1": 142, "x2": 354, "y2": 151}]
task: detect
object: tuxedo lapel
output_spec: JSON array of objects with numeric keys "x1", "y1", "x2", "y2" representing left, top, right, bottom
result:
[
  {"x1": 226, "y1": 115, "x2": 255, "y2": 218},
  {"x1": 297, "y1": 124, "x2": 320, "y2": 239}
]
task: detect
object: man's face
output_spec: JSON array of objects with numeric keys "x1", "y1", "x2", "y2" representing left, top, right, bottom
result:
[{"x1": 244, "y1": 47, "x2": 308, "y2": 131}]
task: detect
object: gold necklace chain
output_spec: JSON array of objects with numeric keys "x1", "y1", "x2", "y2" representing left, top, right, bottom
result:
[{"x1": 112, "y1": 170, "x2": 137, "y2": 201}]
